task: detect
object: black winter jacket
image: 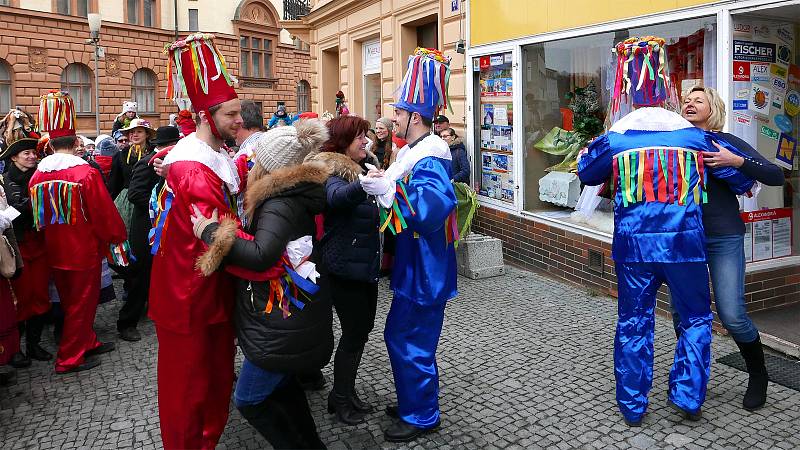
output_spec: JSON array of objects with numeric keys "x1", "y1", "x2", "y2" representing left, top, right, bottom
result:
[
  {"x1": 1, "y1": 164, "x2": 35, "y2": 243},
  {"x1": 310, "y1": 152, "x2": 381, "y2": 283},
  {"x1": 126, "y1": 150, "x2": 163, "y2": 261},
  {"x1": 449, "y1": 138, "x2": 471, "y2": 184},
  {"x1": 108, "y1": 145, "x2": 149, "y2": 199},
  {"x1": 199, "y1": 161, "x2": 333, "y2": 374}
]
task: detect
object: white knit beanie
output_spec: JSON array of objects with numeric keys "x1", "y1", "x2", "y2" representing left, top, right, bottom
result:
[{"x1": 254, "y1": 119, "x2": 329, "y2": 171}]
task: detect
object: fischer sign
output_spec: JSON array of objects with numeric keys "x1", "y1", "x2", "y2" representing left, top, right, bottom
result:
[{"x1": 734, "y1": 40, "x2": 776, "y2": 63}]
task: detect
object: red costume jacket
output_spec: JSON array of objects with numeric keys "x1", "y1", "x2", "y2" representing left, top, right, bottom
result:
[
  {"x1": 148, "y1": 134, "x2": 240, "y2": 334},
  {"x1": 29, "y1": 154, "x2": 127, "y2": 270}
]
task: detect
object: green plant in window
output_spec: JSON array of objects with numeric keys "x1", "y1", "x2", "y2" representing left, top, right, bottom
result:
[{"x1": 534, "y1": 80, "x2": 604, "y2": 172}]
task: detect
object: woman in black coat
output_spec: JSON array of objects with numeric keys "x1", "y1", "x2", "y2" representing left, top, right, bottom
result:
[
  {"x1": 191, "y1": 119, "x2": 332, "y2": 449},
  {"x1": 308, "y1": 115, "x2": 380, "y2": 425},
  {"x1": 441, "y1": 129, "x2": 471, "y2": 184}
]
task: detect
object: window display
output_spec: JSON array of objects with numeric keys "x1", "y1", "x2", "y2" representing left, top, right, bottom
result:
[
  {"x1": 473, "y1": 52, "x2": 514, "y2": 202},
  {"x1": 730, "y1": 15, "x2": 799, "y2": 259}
]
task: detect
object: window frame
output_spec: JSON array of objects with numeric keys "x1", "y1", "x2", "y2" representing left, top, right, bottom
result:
[
  {"x1": 131, "y1": 68, "x2": 157, "y2": 114},
  {"x1": 0, "y1": 60, "x2": 13, "y2": 115},
  {"x1": 53, "y1": 0, "x2": 95, "y2": 16},
  {"x1": 188, "y1": 8, "x2": 199, "y2": 32},
  {"x1": 60, "y1": 63, "x2": 94, "y2": 115},
  {"x1": 296, "y1": 80, "x2": 310, "y2": 113},
  {"x1": 124, "y1": 0, "x2": 159, "y2": 27},
  {"x1": 239, "y1": 33, "x2": 274, "y2": 80}
]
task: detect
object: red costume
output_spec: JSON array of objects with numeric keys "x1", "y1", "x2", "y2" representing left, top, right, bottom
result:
[
  {"x1": 150, "y1": 33, "x2": 240, "y2": 449},
  {"x1": 30, "y1": 91, "x2": 128, "y2": 373},
  {"x1": 11, "y1": 233, "x2": 49, "y2": 321}
]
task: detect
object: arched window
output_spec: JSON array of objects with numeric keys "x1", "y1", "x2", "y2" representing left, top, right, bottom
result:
[
  {"x1": 60, "y1": 63, "x2": 93, "y2": 113},
  {"x1": 132, "y1": 69, "x2": 157, "y2": 114},
  {"x1": 0, "y1": 60, "x2": 11, "y2": 114},
  {"x1": 296, "y1": 80, "x2": 310, "y2": 113}
]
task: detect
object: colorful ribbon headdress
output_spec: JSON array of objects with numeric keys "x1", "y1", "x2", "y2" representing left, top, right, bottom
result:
[
  {"x1": 164, "y1": 33, "x2": 238, "y2": 115},
  {"x1": 392, "y1": 47, "x2": 452, "y2": 120},
  {"x1": 39, "y1": 90, "x2": 77, "y2": 139},
  {"x1": 607, "y1": 36, "x2": 678, "y2": 127}
]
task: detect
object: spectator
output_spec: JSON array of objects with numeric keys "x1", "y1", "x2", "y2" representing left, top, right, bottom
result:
[
  {"x1": 373, "y1": 117, "x2": 395, "y2": 169},
  {"x1": 440, "y1": 129, "x2": 470, "y2": 183},
  {"x1": 112, "y1": 101, "x2": 139, "y2": 134},
  {"x1": 433, "y1": 115, "x2": 450, "y2": 136}
]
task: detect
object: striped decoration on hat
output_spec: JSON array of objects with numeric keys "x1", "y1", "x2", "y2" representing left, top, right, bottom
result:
[
  {"x1": 392, "y1": 47, "x2": 451, "y2": 120},
  {"x1": 39, "y1": 90, "x2": 77, "y2": 139}
]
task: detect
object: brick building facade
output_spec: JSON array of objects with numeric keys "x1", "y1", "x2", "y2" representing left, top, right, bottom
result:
[{"x1": 0, "y1": 2, "x2": 311, "y2": 137}]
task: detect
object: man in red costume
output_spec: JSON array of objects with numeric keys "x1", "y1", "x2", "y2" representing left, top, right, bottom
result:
[
  {"x1": 148, "y1": 33, "x2": 243, "y2": 449},
  {"x1": 29, "y1": 91, "x2": 128, "y2": 374}
]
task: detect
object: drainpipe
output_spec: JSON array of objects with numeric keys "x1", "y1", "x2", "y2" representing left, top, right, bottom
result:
[{"x1": 174, "y1": 0, "x2": 179, "y2": 40}]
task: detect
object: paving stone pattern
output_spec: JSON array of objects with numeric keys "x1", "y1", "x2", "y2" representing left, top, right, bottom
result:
[{"x1": 1, "y1": 267, "x2": 799, "y2": 449}]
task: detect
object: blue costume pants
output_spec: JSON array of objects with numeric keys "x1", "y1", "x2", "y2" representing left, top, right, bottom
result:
[
  {"x1": 671, "y1": 234, "x2": 759, "y2": 343},
  {"x1": 615, "y1": 262, "x2": 712, "y2": 422},
  {"x1": 384, "y1": 296, "x2": 447, "y2": 428}
]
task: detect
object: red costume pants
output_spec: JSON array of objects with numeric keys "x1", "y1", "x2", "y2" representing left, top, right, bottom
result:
[
  {"x1": 52, "y1": 265, "x2": 102, "y2": 372},
  {"x1": 156, "y1": 322, "x2": 235, "y2": 450},
  {"x1": 12, "y1": 241, "x2": 51, "y2": 322}
]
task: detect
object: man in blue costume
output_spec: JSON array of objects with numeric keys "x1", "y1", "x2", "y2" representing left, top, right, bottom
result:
[
  {"x1": 360, "y1": 47, "x2": 458, "y2": 443},
  {"x1": 577, "y1": 36, "x2": 755, "y2": 427}
]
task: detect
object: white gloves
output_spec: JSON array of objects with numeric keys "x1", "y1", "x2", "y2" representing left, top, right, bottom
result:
[{"x1": 359, "y1": 174, "x2": 391, "y2": 195}]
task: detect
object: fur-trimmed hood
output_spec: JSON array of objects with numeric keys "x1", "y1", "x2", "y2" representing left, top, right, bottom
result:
[
  {"x1": 305, "y1": 151, "x2": 362, "y2": 182},
  {"x1": 244, "y1": 160, "x2": 330, "y2": 220},
  {"x1": 448, "y1": 136, "x2": 464, "y2": 148}
]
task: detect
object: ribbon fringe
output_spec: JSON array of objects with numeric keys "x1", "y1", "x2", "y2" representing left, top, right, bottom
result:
[
  {"x1": 262, "y1": 256, "x2": 320, "y2": 319},
  {"x1": 30, "y1": 181, "x2": 84, "y2": 230},
  {"x1": 148, "y1": 183, "x2": 173, "y2": 255},
  {"x1": 613, "y1": 148, "x2": 707, "y2": 207}
]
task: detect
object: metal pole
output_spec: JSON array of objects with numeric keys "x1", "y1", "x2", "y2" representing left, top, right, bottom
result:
[
  {"x1": 174, "y1": 0, "x2": 179, "y2": 40},
  {"x1": 93, "y1": 41, "x2": 100, "y2": 137}
]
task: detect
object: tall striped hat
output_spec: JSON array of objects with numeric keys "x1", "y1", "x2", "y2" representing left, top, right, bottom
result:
[{"x1": 39, "y1": 90, "x2": 76, "y2": 139}]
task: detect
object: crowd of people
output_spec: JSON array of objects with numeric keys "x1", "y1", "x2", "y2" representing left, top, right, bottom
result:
[
  {"x1": 0, "y1": 35, "x2": 468, "y2": 449},
  {"x1": 0, "y1": 31, "x2": 783, "y2": 450}
]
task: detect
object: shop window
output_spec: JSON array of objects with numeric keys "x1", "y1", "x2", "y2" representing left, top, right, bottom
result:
[
  {"x1": 729, "y1": 11, "x2": 800, "y2": 259},
  {"x1": 188, "y1": 8, "x2": 198, "y2": 31},
  {"x1": 0, "y1": 60, "x2": 11, "y2": 114},
  {"x1": 131, "y1": 68, "x2": 157, "y2": 114},
  {"x1": 509, "y1": 16, "x2": 716, "y2": 228},
  {"x1": 240, "y1": 35, "x2": 273, "y2": 79},
  {"x1": 297, "y1": 80, "x2": 310, "y2": 113},
  {"x1": 60, "y1": 63, "x2": 93, "y2": 113},
  {"x1": 127, "y1": 0, "x2": 157, "y2": 26}
]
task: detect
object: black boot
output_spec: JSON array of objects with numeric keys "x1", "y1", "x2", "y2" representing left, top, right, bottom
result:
[
  {"x1": 326, "y1": 347, "x2": 366, "y2": 425},
  {"x1": 26, "y1": 314, "x2": 52, "y2": 361},
  {"x1": 735, "y1": 337, "x2": 768, "y2": 411},
  {"x1": 238, "y1": 378, "x2": 326, "y2": 449},
  {"x1": 9, "y1": 352, "x2": 31, "y2": 368},
  {"x1": 349, "y1": 347, "x2": 372, "y2": 413}
]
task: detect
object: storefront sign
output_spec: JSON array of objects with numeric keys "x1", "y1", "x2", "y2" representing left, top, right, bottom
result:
[
  {"x1": 733, "y1": 61, "x2": 750, "y2": 81},
  {"x1": 749, "y1": 84, "x2": 772, "y2": 115},
  {"x1": 771, "y1": 76, "x2": 787, "y2": 93},
  {"x1": 777, "y1": 45, "x2": 792, "y2": 66},
  {"x1": 785, "y1": 90, "x2": 800, "y2": 116},
  {"x1": 770, "y1": 64, "x2": 787, "y2": 78},
  {"x1": 736, "y1": 89, "x2": 750, "y2": 99},
  {"x1": 733, "y1": 112, "x2": 752, "y2": 126},
  {"x1": 490, "y1": 55, "x2": 504, "y2": 66},
  {"x1": 777, "y1": 27, "x2": 794, "y2": 45},
  {"x1": 772, "y1": 92, "x2": 783, "y2": 110},
  {"x1": 774, "y1": 114, "x2": 793, "y2": 134},
  {"x1": 734, "y1": 40, "x2": 776, "y2": 63},
  {"x1": 751, "y1": 63, "x2": 770, "y2": 83},
  {"x1": 741, "y1": 208, "x2": 793, "y2": 262},
  {"x1": 733, "y1": 100, "x2": 748, "y2": 110},
  {"x1": 760, "y1": 125, "x2": 780, "y2": 140},
  {"x1": 479, "y1": 56, "x2": 490, "y2": 70},
  {"x1": 362, "y1": 40, "x2": 381, "y2": 74},
  {"x1": 451, "y1": 0, "x2": 459, "y2": 12},
  {"x1": 776, "y1": 133, "x2": 797, "y2": 170}
]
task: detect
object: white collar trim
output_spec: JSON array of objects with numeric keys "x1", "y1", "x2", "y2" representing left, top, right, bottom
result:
[
  {"x1": 163, "y1": 133, "x2": 240, "y2": 193},
  {"x1": 387, "y1": 134, "x2": 452, "y2": 181},
  {"x1": 37, "y1": 153, "x2": 89, "y2": 172},
  {"x1": 610, "y1": 107, "x2": 694, "y2": 133}
]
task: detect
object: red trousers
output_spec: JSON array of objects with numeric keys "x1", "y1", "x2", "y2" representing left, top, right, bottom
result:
[
  {"x1": 52, "y1": 265, "x2": 102, "y2": 372},
  {"x1": 12, "y1": 241, "x2": 51, "y2": 322},
  {"x1": 0, "y1": 280, "x2": 19, "y2": 365},
  {"x1": 156, "y1": 322, "x2": 235, "y2": 450}
]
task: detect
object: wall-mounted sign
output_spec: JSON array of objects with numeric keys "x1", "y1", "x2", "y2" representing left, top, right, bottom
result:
[
  {"x1": 362, "y1": 40, "x2": 381, "y2": 74},
  {"x1": 741, "y1": 208, "x2": 793, "y2": 261},
  {"x1": 734, "y1": 40, "x2": 776, "y2": 63}
]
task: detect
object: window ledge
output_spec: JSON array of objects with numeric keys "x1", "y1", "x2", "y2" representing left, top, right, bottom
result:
[
  {"x1": 239, "y1": 77, "x2": 279, "y2": 89},
  {"x1": 76, "y1": 112, "x2": 97, "y2": 117}
]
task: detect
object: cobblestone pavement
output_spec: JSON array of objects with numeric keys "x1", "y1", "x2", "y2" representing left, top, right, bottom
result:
[{"x1": 2, "y1": 266, "x2": 799, "y2": 449}]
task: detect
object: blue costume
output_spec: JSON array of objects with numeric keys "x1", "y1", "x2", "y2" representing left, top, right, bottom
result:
[
  {"x1": 579, "y1": 107, "x2": 754, "y2": 423},
  {"x1": 577, "y1": 35, "x2": 755, "y2": 425},
  {"x1": 373, "y1": 48, "x2": 458, "y2": 433}
]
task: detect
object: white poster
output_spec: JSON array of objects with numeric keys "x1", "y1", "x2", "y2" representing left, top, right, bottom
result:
[
  {"x1": 749, "y1": 84, "x2": 772, "y2": 116},
  {"x1": 752, "y1": 220, "x2": 773, "y2": 261},
  {"x1": 772, "y1": 217, "x2": 792, "y2": 258},
  {"x1": 362, "y1": 40, "x2": 381, "y2": 74},
  {"x1": 494, "y1": 105, "x2": 508, "y2": 126}
]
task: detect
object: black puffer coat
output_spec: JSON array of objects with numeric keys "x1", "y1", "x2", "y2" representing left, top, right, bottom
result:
[
  {"x1": 1, "y1": 163, "x2": 35, "y2": 243},
  {"x1": 199, "y1": 161, "x2": 333, "y2": 374},
  {"x1": 309, "y1": 152, "x2": 380, "y2": 283}
]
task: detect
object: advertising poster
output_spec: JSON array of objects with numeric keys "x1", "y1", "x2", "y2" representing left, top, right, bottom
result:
[
  {"x1": 740, "y1": 208, "x2": 793, "y2": 261},
  {"x1": 477, "y1": 51, "x2": 514, "y2": 203},
  {"x1": 775, "y1": 133, "x2": 797, "y2": 170}
]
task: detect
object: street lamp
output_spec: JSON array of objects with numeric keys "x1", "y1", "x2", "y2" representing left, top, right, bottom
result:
[{"x1": 87, "y1": 13, "x2": 102, "y2": 138}]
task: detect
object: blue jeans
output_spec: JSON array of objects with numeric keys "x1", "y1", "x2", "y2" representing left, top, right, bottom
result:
[
  {"x1": 671, "y1": 234, "x2": 759, "y2": 343},
  {"x1": 233, "y1": 357, "x2": 286, "y2": 408}
]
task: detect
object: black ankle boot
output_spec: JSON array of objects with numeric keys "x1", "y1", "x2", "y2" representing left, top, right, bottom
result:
[
  {"x1": 735, "y1": 337, "x2": 768, "y2": 411},
  {"x1": 349, "y1": 348, "x2": 372, "y2": 413},
  {"x1": 26, "y1": 314, "x2": 52, "y2": 361},
  {"x1": 327, "y1": 347, "x2": 366, "y2": 425},
  {"x1": 9, "y1": 352, "x2": 31, "y2": 368},
  {"x1": 238, "y1": 379, "x2": 326, "y2": 449}
]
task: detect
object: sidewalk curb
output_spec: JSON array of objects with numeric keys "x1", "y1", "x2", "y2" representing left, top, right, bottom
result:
[{"x1": 760, "y1": 332, "x2": 800, "y2": 359}]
